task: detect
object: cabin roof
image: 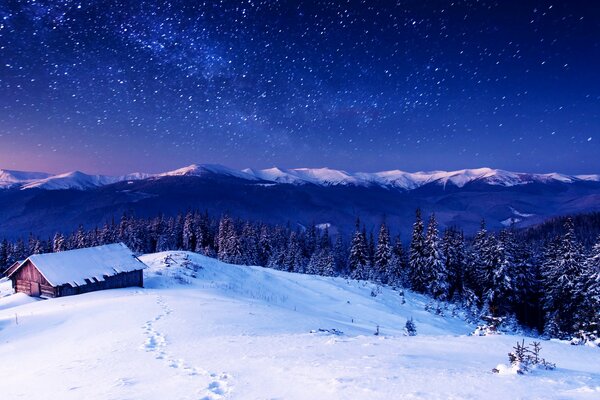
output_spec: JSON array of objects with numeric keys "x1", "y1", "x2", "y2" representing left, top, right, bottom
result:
[
  {"x1": 9, "y1": 243, "x2": 146, "y2": 287},
  {"x1": 4, "y1": 260, "x2": 24, "y2": 276}
]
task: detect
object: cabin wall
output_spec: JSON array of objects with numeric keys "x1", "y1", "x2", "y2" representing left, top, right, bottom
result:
[
  {"x1": 11, "y1": 261, "x2": 56, "y2": 297},
  {"x1": 57, "y1": 269, "x2": 143, "y2": 297}
]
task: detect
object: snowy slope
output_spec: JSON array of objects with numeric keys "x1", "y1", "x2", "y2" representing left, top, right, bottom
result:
[{"x1": 1, "y1": 252, "x2": 599, "y2": 400}]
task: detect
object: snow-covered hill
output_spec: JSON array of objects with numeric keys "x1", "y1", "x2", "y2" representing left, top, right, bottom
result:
[
  {"x1": 1, "y1": 252, "x2": 598, "y2": 399},
  {"x1": 2, "y1": 163, "x2": 599, "y2": 191}
]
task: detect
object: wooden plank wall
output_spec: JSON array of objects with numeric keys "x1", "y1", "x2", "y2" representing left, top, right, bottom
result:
[{"x1": 11, "y1": 261, "x2": 143, "y2": 298}]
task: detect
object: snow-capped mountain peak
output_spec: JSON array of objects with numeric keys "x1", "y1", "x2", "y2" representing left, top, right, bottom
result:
[
  {"x1": 0, "y1": 169, "x2": 52, "y2": 188},
  {"x1": 160, "y1": 163, "x2": 258, "y2": 181},
  {"x1": 21, "y1": 171, "x2": 120, "y2": 190},
  {"x1": 1, "y1": 164, "x2": 599, "y2": 191}
]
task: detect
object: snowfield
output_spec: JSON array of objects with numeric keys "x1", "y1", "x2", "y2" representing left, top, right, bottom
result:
[{"x1": 0, "y1": 252, "x2": 599, "y2": 399}]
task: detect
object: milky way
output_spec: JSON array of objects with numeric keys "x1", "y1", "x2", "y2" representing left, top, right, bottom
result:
[{"x1": 0, "y1": 0, "x2": 598, "y2": 174}]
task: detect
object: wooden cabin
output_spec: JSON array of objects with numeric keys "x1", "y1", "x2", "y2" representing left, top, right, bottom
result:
[
  {"x1": 3, "y1": 260, "x2": 24, "y2": 277},
  {"x1": 7, "y1": 243, "x2": 146, "y2": 298}
]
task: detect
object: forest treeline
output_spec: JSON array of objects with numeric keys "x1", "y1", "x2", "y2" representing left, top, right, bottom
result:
[{"x1": 0, "y1": 210, "x2": 598, "y2": 339}]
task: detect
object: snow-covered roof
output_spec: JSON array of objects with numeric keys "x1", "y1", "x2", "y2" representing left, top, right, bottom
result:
[{"x1": 15, "y1": 243, "x2": 146, "y2": 287}]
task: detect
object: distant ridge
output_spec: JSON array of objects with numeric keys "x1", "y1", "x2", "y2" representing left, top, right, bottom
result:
[{"x1": 1, "y1": 164, "x2": 598, "y2": 191}]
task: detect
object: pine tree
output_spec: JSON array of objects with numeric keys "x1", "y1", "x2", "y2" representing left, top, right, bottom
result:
[
  {"x1": 348, "y1": 219, "x2": 369, "y2": 280},
  {"x1": 511, "y1": 240, "x2": 540, "y2": 327},
  {"x1": 0, "y1": 239, "x2": 9, "y2": 271},
  {"x1": 404, "y1": 317, "x2": 417, "y2": 336},
  {"x1": 442, "y1": 228, "x2": 466, "y2": 301},
  {"x1": 367, "y1": 230, "x2": 376, "y2": 273},
  {"x1": 423, "y1": 214, "x2": 448, "y2": 300},
  {"x1": 485, "y1": 229, "x2": 516, "y2": 317},
  {"x1": 542, "y1": 218, "x2": 585, "y2": 334},
  {"x1": 240, "y1": 222, "x2": 259, "y2": 265},
  {"x1": 409, "y1": 209, "x2": 428, "y2": 293},
  {"x1": 257, "y1": 224, "x2": 272, "y2": 266},
  {"x1": 577, "y1": 235, "x2": 600, "y2": 331},
  {"x1": 374, "y1": 221, "x2": 392, "y2": 284},
  {"x1": 182, "y1": 211, "x2": 196, "y2": 251},
  {"x1": 193, "y1": 212, "x2": 209, "y2": 254},
  {"x1": 284, "y1": 231, "x2": 306, "y2": 273},
  {"x1": 388, "y1": 235, "x2": 407, "y2": 287},
  {"x1": 217, "y1": 215, "x2": 243, "y2": 264},
  {"x1": 304, "y1": 224, "x2": 318, "y2": 261},
  {"x1": 333, "y1": 234, "x2": 346, "y2": 275},
  {"x1": 12, "y1": 238, "x2": 26, "y2": 261},
  {"x1": 27, "y1": 233, "x2": 38, "y2": 255}
]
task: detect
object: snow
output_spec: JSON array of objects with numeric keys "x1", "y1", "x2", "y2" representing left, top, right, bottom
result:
[
  {"x1": 0, "y1": 169, "x2": 52, "y2": 188},
  {"x1": 501, "y1": 217, "x2": 521, "y2": 227},
  {"x1": 20, "y1": 170, "x2": 152, "y2": 190},
  {"x1": 160, "y1": 164, "x2": 258, "y2": 181},
  {"x1": 19, "y1": 243, "x2": 146, "y2": 287},
  {"x1": 2, "y1": 164, "x2": 599, "y2": 191},
  {"x1": 245, "y1": 167, "x2": 361, "y2": 186},
  {"x1": 243, "y1": 166, "x2": 597, "y2": 190},
  {"x1": 576, "y1": 174, "x2": 600, "y2": 182},
  {"x1": 1, "y1": 251, "x2": 599, "y2": 399}
]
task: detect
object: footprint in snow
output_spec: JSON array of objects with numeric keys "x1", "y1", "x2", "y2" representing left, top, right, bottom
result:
[
  {"x1": 142, "y1": 296, "x2": 234, "y2": 398},
  {"x1": 200, "y1": 373, "x2": 232, "y2": 400}
]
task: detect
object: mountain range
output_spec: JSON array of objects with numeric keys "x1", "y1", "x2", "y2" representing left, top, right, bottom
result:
[
  {"x1": 1, "y1": 164, "x2": 599, "y2": 239},
  {"x1": 2, "y1": 164, "x2": 599, "y2": 191}
]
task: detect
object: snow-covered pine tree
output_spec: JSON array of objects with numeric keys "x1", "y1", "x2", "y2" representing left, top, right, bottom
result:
[
  {"x1": 284, "y1": 230, "x2": 306, "y2": 273},
  {"x1": 388, "y1": 234, "x2": 407, "y2": 287},
  {"x1": 478, "y1": 233, "x2": 503, "y2": 316},
  {"x1": 240, "y1": 222, "x2": 259, "y2": 265},
  {"x1": 304, "y1": 224, "x2": 318, "y2": 261},
  {"x1": 409, "y1": 209, "x2": 428, "y2": 293},
  {"x1": 99, "y1": 220, "x2": 115, "y2": 247},
  {"x1": 182, "y1": 211, "x2": 196, "y2": 251},
  {"x1": 465, "y1": 220, "x2": 487, "y2": 301},
  {"x1": 367, "y1": 230, "x2": 376, "y2": 275},
  {"x1": 511, "y1": 240, "x2": 540, "y2": 327},
  {"x1": 442, "y1": 227, "x2": 466, "y2": 301},
  {"x1": 0, "y1": 239, "x2": 8, "y2": 271},
  {"x1": 307, "y1": 243, "x2": 336, "y2": 276},
  {"x1": 316, "y1": 227, "x2": 335, "y2": 276},
  {"x1": 404, "y1": 317, "x2": 417, "y2": 336},
  {"x1": 52, "y1": 232, "x2": 66, "y2": 253},
  {"x1": 31, "y1": 238, "x2": 44, "y2": 254},
  {"x1": 217, "y1": 215, "x2": 243, "y2": 264},
  {"x1": 73, "y1": 224, "x2": 87, "y2": 249},
  {"x1": 348, "y1": 219, "x2": 369, "y2": 280},
  {"x1": 423, "y1": 213, "x2": 449, "y2": 300},
  {"x1": 12, "y1": 238, "x2": 26, "y2": 262},
  {"x1": 192, "y1": 212, "x2": 210, "y2": 254},
  {"x1": 333, "y1": 234, "x2": 347, "y2": 275},
  {"x1": 256, "y1": 224, "x2": 272, "y2": 266},
  {"x1": 487, "y1": 229, "x2": 516, "y2": 316},
  {"x1": 542, "y1": 218, "x2": 585, "y2": 334},
  {"x1": 320, "y1": 226, "x2": 332, "y2": 251},
  {"x1": 374, "y1": 221, "x2": 392, "y2": 284},
  {"x1": 575, "y1": 235, "x2": 600, "y2": 332},
  {"x1": 27, "y1": 234, "x2": 38, "y2": 255},
  {"x1": 267, "y1": 247, "x2": 286, "y2": 270}
]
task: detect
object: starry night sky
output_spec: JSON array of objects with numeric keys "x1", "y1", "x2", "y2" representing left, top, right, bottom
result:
[{"x1": 0, "y1": 0, "x2": 598, "y2": 175}]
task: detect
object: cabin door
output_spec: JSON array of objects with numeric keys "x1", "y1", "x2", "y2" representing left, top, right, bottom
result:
[{"x1": 30, "y1": 282, "x2": 41, "y2": 297}]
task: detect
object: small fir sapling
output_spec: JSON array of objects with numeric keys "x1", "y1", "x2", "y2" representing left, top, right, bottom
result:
[
  {"x1": 493, "y1": 339, "x2": 556, "y2": 375},
  {"x1": 405, "y1": 317, "x2": 417, "y2": 336}
]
